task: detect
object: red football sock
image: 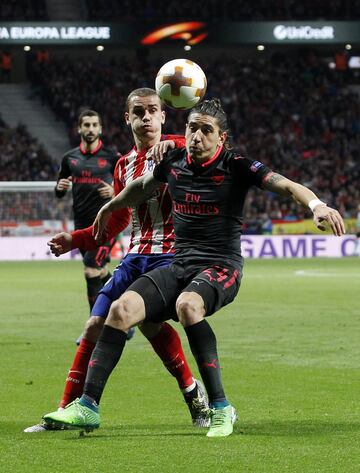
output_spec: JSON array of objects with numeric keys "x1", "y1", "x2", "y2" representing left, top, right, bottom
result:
[
  {"x1": 59, "y1": 338, "x2": 96, "y2": 408},
  {"x1": 149, "y1": 322, "x2": 194, "y2": 390}
]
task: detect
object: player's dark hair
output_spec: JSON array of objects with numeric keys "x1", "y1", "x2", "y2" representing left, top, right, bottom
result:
[
  {"x1": 188, "y1": 98, "x2": 232, "y2": 149},
  {"x1": 78, "y1": 110, "x2": 102, "y2": 126},
  {"x1": 126, "y1": 88, "x2": 162, "y2": 111}
]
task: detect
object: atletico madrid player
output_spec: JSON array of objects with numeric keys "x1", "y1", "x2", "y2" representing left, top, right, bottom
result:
[{"x1": 24, "y1": 89, "x2": 210, "y2": 433}]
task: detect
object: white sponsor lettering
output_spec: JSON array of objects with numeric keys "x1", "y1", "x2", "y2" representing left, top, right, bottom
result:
[{"x1": 273, "y1": 25, "x2": 334, "y2": 41}]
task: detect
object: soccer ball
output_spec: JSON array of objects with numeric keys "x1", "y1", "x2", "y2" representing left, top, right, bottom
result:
[{"x1": 155, "y1": 59, "x2": 207, "y2": 110}]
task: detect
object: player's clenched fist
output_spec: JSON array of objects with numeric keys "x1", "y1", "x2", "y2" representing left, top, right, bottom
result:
[
  {"x1": 56, "y1": 177, "x2": 72, "y2": 192},
  {"x1": 47, "y1": 232, "x2": 72, "y2": 256}
]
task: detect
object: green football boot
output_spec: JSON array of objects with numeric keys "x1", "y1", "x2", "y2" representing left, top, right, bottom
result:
[
  {"x1": 206, "y1": 405, "x2": 237, "y2": 438},
  {"x1": 42, "y1": 399, "x2": 100, "y2": 432}
]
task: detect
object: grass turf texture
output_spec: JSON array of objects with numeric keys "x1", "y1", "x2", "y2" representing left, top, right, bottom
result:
[{"x1": 0, "y1": 258, "x2": 360, "y2": 473}]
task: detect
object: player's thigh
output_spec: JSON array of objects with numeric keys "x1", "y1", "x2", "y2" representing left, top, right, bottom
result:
[
  {"x1": 128, "y1": 266, "x2": 182, "y2": 323},
  {"x1": 91, "y1": 258, "x2": 143, "y2": 317},
  {"x1": 185, "y1": 262, "x2": 243, "y2": 316}
]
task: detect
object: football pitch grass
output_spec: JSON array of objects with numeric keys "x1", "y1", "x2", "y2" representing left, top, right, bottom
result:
[{"x1": 1, "y1": 257, "x2": 360, "y2": 472}]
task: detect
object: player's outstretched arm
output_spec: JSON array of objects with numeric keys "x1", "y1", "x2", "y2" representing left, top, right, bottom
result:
[
  {"x1": 262, "y1": 172, "x2": 346, "y2": 236},
  {"x1": 47, "y1": 232, "x2": 72, "y2": 256},
  {"x1": 93, "y1": 173, "x2": 161, "y2": 242}
]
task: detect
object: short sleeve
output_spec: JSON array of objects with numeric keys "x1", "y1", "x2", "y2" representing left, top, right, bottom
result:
[{"x1": 229, "y1": 156, "x2": 272, "y2": 188}]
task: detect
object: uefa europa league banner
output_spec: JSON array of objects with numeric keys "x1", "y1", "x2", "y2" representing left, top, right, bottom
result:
[{"x1": 0, "y1": 21, "x2": 360, "y2": 45}]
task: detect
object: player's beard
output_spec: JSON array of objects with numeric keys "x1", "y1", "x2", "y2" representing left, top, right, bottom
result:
[{"x1": 82, "y1": 132, "x2": 100, "y2": 144}]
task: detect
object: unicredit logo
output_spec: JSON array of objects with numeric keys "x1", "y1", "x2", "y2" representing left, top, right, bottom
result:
[{"x1": 273, "y1": 25, "x2": 334, "y2": 40}]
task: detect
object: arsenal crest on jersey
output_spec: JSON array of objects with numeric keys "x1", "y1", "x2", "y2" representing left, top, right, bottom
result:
[{"x1": 98, "y1": 158, "x2": 107, "y2": 168}]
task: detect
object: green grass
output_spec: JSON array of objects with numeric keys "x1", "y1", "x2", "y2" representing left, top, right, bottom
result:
[{"x1": 1, "y1": 258, "x2": 360, "y2": 473}]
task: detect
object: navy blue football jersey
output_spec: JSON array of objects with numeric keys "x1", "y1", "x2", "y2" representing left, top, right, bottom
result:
[
  {"x1": 55, "y1": 141, "x2": 119, "y2": 229},
  {"x1": 154, "y1": 147, "x2": 272, "y2": 264}
]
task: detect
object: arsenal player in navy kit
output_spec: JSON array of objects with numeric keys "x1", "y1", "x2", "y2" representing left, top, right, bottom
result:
[
  {"x1": 55, "y1": 110, "x2": 117, "y2": 313},
  {"x1": 44, "y1": 98, "x2": 345, "y2": 437}
]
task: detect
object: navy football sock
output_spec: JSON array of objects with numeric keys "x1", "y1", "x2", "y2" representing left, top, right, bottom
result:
[
  {"x1": 83, "y1": 325, "x2": 127, "y2": 404},
  {"x1": 185, "y1": 320, "x2": 227, "y2": 406}
]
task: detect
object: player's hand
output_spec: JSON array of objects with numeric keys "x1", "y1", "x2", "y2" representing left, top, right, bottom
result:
[
  {"x1": 313, "y1": 205, "x2": 346, "y2": 236},
  {"x1": 56, "y1": 177, "x2": 72, "y2": 192},
  {"x1": 98, "y1": 180, "x2": 114, "y2": 199},
  {"x1": 93, "y1": 203, "x2": 112, "y2": 243},
  {"x1": 146, "y1": 140, "x2": 175, "y2": 165},
  {"x1": 47, "y1": 232, "x2": 72, "y2": 256}
]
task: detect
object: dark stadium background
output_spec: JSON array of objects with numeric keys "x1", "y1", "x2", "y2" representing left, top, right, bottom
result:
[
  {"x1": 1, "y1": 5, "x2": 360, "y2": 473},
  {"x1": 0, "y1": 0, "x2": 359, "y2": 244}
]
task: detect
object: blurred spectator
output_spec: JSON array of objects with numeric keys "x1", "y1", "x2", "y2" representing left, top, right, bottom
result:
[{"x1": 0, "y1": 51, "x2": 12, "y2": 83}]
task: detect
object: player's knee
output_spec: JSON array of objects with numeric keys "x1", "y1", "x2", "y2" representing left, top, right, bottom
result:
[
  {"x1": 108, "y1": 291, "x2": 145, "y2": 330},
  {"x1": 176, "y1": 292, "x2": 205, "y2": 326},
  {"x1": 83, "y1": 316, "x2": 105, "y2": 342}
]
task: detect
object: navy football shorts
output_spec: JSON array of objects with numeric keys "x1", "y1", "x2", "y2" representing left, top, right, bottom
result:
[
  {"x1": 91, "y1": 253, "x2": 174, "y2": 318},
  {"x1": 127, "y1": 257, "x2": 244, "y2": 323}
]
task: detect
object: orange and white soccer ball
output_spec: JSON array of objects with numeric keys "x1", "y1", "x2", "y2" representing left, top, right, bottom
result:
[{"x1": 155, "y1": 59, "x2": 207, "y2": 110}]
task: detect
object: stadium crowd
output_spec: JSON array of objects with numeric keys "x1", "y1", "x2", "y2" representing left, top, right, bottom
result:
[
  {"x1": 0, "y1": 117, "x2": 68, "y2": 223},
  {"x1": 0, "y1": 0, "x2": 47, "y2": 21},
  {"x1": 1, "y1": 0, "x2": 360, "y2": 22},
  {"x1": 26, "y1": 50, "x2": 360, "y2": 230},
  {"x1": 0, "y1": 117, "x2": 57, "y2": 181},
  {"x1": 85, "y1": 0, "x2": 360, "y2": 21}
]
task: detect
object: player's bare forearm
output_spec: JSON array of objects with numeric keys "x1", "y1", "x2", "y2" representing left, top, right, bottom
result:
[
  {"x1": 93, "y1": 174, "x2": 159, "y2": 242},
  {"x1": 262, "y1": 173, "x2": 316, "y2": 205},
  {"x1": 107, "y1": 174, "x2": 160, "y2": 212},
  {"x1": 262, "y1": 172, "x2": 345, "y2": 236}
]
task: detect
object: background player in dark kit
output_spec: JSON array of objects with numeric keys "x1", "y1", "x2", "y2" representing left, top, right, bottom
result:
[{"x1": 55, "y1": 110, "x2": 117, "y2": 314}]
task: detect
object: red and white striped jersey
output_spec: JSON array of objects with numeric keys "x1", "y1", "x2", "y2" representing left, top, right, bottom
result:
[
  {"x1": 71, "y1": 135, "x2": 185, "y2": 254},
  {"x1": 114, "y1": 135, "x2": 185, "y2": 255}
]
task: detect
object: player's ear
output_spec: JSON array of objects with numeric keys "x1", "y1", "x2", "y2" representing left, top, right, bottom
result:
[
  {"x1": 161, "y1": 110, "x2": 166, "y2": 124},
  {"x1": 124, "y1": 112, "x2": 130, "y2": 125},
  {"x1": 77, "y1": 127, "x2": 81, "y2": 134},
  {"x1": 99, "y1": 126, "x2": 102, "y2": 135},
  {"x1": 219, "y1": 131, "x2": 227, "y2": 146}
]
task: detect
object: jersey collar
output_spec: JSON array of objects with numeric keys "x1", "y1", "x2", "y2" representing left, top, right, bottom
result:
[
  {"x1": 80, "y1": 139, "x2": 103, "y2": 155},
  {"x1": 186, "y1": 145, "x2": 223, "y2": 168}
]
